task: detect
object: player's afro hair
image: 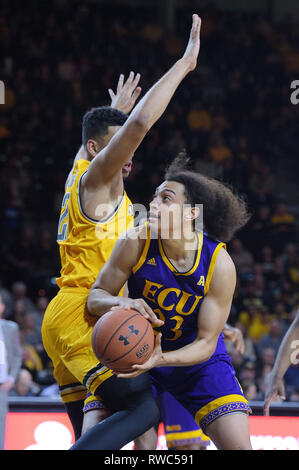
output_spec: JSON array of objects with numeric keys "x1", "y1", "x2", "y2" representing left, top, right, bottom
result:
[{"x1": 164, "y1": 151, "x2": 251, "y2": 242}]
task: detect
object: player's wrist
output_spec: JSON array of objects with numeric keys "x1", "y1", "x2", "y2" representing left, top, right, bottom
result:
[{"x1": 178, "y1": 57, "x2": 196, "y2": 74}]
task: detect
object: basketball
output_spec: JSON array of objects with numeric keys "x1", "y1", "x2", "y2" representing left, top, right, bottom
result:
[{"x1": 91, "y1": 308, "x2": 155, "y2": 372}]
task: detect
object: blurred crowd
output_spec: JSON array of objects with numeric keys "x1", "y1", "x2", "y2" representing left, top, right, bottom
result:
[{"x1": 0, "y1": 1, "x2": 298, "y2": 402}]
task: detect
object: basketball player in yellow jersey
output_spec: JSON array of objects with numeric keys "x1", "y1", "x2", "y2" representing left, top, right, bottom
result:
[{"x1": 42, "y1": 72, "x2": 148, "y2": 439}]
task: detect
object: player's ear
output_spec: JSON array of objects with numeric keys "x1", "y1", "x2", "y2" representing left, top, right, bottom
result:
[
  {"x1": 86, "y1": 139, "x2": 100, "y2": 158},
  {"x1": 183, "y1": 205, "x2": 200, "y2": 222}
]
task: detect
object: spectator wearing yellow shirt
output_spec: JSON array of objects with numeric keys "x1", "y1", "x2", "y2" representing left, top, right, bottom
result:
[
  {"x1": 270, "y1": 202, "x2": 297, "y2": 251},
  {"x1": 187, "y1": 108, "x2": 212, "y2": 132},
  {"x1": 271, "y1": 203, "x2": 296, "y2": 233},
  {"x1": 208, "y1": 132, "x2": 233, "y2": 164},
  {"x1": 239, "y1": 303, "x2": 273, "y2": 343}
]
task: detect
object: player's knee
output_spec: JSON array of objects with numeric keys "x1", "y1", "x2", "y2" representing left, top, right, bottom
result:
[{"x1": 141, "y1": 397, "x2": 160, "y2": 429}]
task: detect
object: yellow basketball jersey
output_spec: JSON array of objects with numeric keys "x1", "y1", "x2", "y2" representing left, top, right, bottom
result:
[{"x1": 56, "y1": 159, "x2": 134, "y2": 289}]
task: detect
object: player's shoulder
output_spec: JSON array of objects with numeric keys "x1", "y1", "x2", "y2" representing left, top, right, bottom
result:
[
  {"x1": 112, "y1": 224, "x2": 148, "y2": 268},
  {"x1": 210, "y1": 247, "x2": 236, "y2": 293},
  {"x1": 119, "y1": 223, "x2": 148, "y2": 247}
]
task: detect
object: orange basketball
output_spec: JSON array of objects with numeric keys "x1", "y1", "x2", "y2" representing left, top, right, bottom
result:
[{"x1": 91, "y1": 308, "x2": 155, "y2": 372}]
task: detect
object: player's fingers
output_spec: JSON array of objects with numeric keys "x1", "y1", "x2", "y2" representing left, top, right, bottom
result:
[
  {"x1": 131, "y1": 86, "x2": 142, "y2": 103},
  {"x1": 124, "y1": 71, "x2": 135, "y2": 88},
  {"x1": 110, "y1": 305, "x2": 126, "y2": 312},
  {"x1": 263, "y1": 394, "x2": 275, "y2": 416},
  {"x1": 116, "y1": 74, "x2": 124, "y2": 93},
  {"x1": 116, "y1": 370, "x2": 141, "y2": 379},
  {"x1": 191, "y1": 14, "x2": 201, "y2": 40},
  {"x1": 154, "y1": 332, "x2": 162, "y2": 348},
  {"x1": 140, "y1": 300, "x2": 164, "y2": 325},
  {"x1": 131, "y1": 72, "x2": 141, "y2": 90},
  {"x1": 108, "y1": 89, "x2": 115, "y2": 100},
  {"x1": 263, "y1": 400, "x2": 270, "y2": 416},
  {"x1": 129, "y1": 300, "x2": 150, "y2": 320},
  {"x1": 236, "y1": 337, "x2": 245, "y2": 355}
]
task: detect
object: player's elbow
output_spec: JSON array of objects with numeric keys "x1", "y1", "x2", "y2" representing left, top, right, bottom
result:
[
  {"x1": 197, "y1": 336, "x2": 217, "y2": 363},
  {"x1": 130, "y1": 113, "x2": 151, "y2": 133},
  {"x1": 87, "y1": 289, "x2": 102, "y2": 317}
]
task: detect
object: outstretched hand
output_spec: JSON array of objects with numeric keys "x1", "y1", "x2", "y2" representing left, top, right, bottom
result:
[
  {"x1": 114, "y1": 333, "x2": 164, "y2": 379},
  {"x1": 182, "y1": 14, "x2": 201, "y2": 72},
  {"x1": 263, "y1": 374, "x2": 286, "y2": 416},
  {"x1": 109, "y1": 72, "x2": 142, "y2": 114}
]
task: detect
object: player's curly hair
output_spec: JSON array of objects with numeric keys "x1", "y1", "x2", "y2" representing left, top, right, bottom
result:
[
  {"x1": 82, "y1": 106, "x2": 128, "y2": 149},
  {"x1": 164, "y1": 151, "x2": 251, "y2": 242}
]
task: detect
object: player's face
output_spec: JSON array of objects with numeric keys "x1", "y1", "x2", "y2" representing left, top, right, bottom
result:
[
  {"x1": 103, "y1": 126, "x2": 133, "y2": 179},
  {"x1": 148, "y1": 181, "x2": 187, "y2": 238}
]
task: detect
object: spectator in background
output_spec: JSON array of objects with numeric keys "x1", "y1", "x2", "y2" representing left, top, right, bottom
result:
[
  {"x1": 22, "y1": 312, "x2": 43, "y2": 349},
  {"x1": 11, "y1": 281, "x2": 36, "y2": 313},
  {"x1": 230, "y1": 238, "x2": 254, "y2": 282},
  {"x1": 257, "y1": 347, "x2": 277, "y2": 393},
  {"x1": 34, "y1": 296, "x2": 49, "y2": 332},
  {"x1": 243, "y1": 382, "x2": 261, "y2": 401},
  {"x1": 33, "y1": 228, "x2": 59, "y2": 290},
  {"x1": 270, "y1": 202, "x2": 296, "y2": 253},
  {"x1": 256, "y1": 318, "x2": 284, "y2": 360},
  {"x1": 288, "y1": 255, "x2": 299, "y2": 287},
  {"x1": 244, "y1": 205, "x2": 272, "y2": 256},
  {"x1": 259, "y1": 245, "x2": 274, "y2": 279},
  {"x1": 207, "y1": 131, "x2": 233, "y2": 167},
  {"x1": 0, "y1": 291, "x2": 22, "y2": 450},
  {"x1": 239, "y1": 302, "x2": 273, "y2": 344},
  {"x1": 232, "y1": 321, "x2": 257, "y2": 363},
  {"x1": 248, "y1": 165, "x2": 276, "y2": 201},
  {"x1": 9, "y1": 368, "x2": 40, "y2": 397},
  {"x1": 267, "y1": 257, "x2": 287, "y2": 293},
  {"x1": 6, "y1": 227, "x2": 36, "y2": 285}
]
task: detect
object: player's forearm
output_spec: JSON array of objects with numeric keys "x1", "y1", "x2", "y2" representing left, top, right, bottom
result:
[
  {"x1": 157, "y1": 336, "x2": 217, "y2": 368},
  {"x1": 87, "y1": 289, "x2": 121, "y2": 317},
  {"x1": 271, "y1": 314, "x2": 299, "y2": 379},
  {"x1": 129, "y1": 58, "x2": 193, "y2": 131}
]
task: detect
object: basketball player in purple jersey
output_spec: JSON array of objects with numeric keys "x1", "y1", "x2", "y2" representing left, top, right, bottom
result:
[{"x1": 87, "y1": 155, "x2": 253, "y2": 450}]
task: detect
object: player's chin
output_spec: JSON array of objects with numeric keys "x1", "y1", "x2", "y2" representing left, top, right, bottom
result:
[
  {"x1": 148, "y1": 218, "x2": 160, "y2": 234},
  {"x1": 122, "y1": 169, "x2": 131, "y2": 179}
]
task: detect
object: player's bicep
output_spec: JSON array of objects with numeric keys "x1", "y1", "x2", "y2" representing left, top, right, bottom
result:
[
  {"x1": 94, "y1": 249, "x2": 131, "y2": 296},
  {"x1": 92, "y1": 228, "x2": 145, "y2": 296},
  {"x1": 85, "y1": 119, "x2": 147, "y2": 186},
  {"x1": 197, "y1": 249, "x2": 236, "y2": 344}
]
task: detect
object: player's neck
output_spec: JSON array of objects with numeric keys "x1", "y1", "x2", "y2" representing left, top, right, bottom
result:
[{"x1": 161, "y1": 231, "x2": 197, "y2": 262}]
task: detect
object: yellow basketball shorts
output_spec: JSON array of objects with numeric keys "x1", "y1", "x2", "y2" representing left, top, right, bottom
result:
[{"x1": 42, "y1": 287, "x2": 114, "y2": 405}]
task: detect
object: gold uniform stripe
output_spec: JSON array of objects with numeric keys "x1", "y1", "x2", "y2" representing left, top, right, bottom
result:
[
  {"x1": 195, "y1": 394, "x2": 251, "y2": 429},
  {"x1": 158, "y1": 231, "x2": 203, "y2": 276},
  {"x1": 204, "y1": 242, "x2": 226, "y2": 295},
  {"x1": 166, "y1": 429, "x2": 207, "y2": 442}
]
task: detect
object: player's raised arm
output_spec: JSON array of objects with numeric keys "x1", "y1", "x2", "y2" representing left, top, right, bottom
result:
[
  {"x1": 87, "y1": 227, "x2": 164, "y2": 327},
  {"x1": 84, "y1": 14, "x2": 201, "y2": 186}
]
